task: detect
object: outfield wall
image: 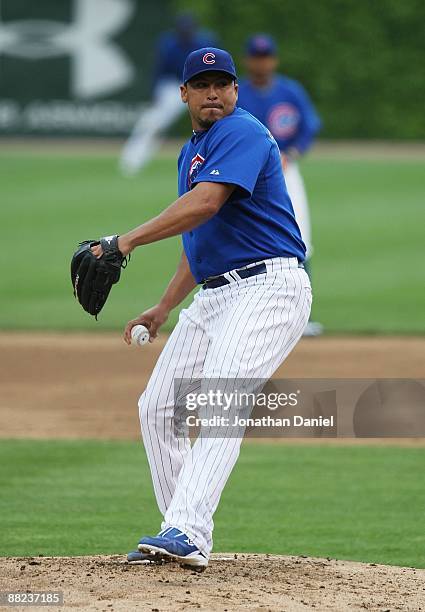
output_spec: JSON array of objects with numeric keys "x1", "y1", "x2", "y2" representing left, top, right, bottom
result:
[
  {"x1": 0, "y1": 0, "x2": 172, "y2": 136},
  {"x1": 1, "y1": 1, "x2": 424, "y2": 138}
]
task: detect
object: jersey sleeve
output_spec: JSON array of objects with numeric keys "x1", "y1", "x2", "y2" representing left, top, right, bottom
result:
[
  {"x1": 192, "y1": 118, "x2": 271, "y2": 195},
  {"x1": 289, "y1": 82, "x2": 322, "y2": 154}
]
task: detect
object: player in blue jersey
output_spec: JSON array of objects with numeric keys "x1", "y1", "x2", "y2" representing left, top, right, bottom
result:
[
  {"x1": 238, "y1": 34, "x2": 323, "y2": 335},
  {"x1": 94, "y1": 48, "x2": 312, "y2": 570},
  {"x1": 152, "y1": 13, "x2": 217, "y2": 86},
  {"x1": 120, "y1": 12, "x2": 217, "y2": 175}
]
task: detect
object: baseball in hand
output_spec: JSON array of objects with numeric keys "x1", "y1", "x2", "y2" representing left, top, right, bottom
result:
[{"x1": 131, "y1": 324, "x2": 150, "y2": 347}]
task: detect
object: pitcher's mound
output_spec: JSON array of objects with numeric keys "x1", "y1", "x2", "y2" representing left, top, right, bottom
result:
[{"x1": 1, "y1": 553, "x2": 423, "y2": 610}]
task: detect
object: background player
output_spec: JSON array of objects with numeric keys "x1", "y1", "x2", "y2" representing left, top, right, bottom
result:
[
  {"x1": 119, "y1": 12, "x2": 217, "y2": 175},
  {"x1": 238, "y1": 34, "x2": 322, "y2": 336},
  {"x1": 94, "y1": 47, "x2": 311, "y2": 569}
]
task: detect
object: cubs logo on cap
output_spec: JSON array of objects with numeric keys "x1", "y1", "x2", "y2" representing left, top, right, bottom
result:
[
  {"x1": 203, "y1": 52, "x2": 216, "y2": 64},
  {"x1": 183, "y1": 47, "x2": 237, "y2": 83}
]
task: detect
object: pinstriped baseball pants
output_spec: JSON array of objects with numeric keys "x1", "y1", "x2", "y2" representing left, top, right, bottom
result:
[{"x1": 138, "y1": 257, "x2": 312, "y2": 558}]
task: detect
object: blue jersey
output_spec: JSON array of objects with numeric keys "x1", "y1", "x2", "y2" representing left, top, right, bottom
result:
[
  {"x1": 237, "y1": 76, "x2": 321, "y2": 154},
  {"x1": 177, "y1": 107, "x2": 306, "y2": 283},
  {"x1": 154, "y1": 30, "x2": 218, "y2": 84}
]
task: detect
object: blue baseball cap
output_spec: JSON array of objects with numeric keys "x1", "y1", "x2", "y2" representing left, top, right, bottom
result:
[
  {"x1": 182, "y1": 47, "x2": 237, "y2": 84},
  {"x1": 246, "y1": 34, "x2": 277, "y2": 56}
]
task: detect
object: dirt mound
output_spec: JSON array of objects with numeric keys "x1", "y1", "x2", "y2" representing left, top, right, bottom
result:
[{"x1": 1, "y1": 553, "x2": 423, "y2": 611}]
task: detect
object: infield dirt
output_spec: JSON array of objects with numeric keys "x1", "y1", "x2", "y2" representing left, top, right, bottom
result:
[
  {"x1": 1, "y1": 332, "x2": 424, "y2": 440},
  {"x1": 1, "y1": 333, "x2": 425, "y2": 610}
]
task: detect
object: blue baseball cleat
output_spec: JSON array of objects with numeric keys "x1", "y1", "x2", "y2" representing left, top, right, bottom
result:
[{"x1": 138, "y1": 527, "x2": 208, "y2": 569}]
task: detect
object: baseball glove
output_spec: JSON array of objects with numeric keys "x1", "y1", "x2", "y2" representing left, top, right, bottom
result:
[{"x1": 71, "y1": 235, "x2": 129, "y2": 318}]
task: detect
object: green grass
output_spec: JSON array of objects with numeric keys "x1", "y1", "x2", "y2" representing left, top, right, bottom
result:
[
  {"x1": 1, "y1": 149, "x2": 424, "y2": 333},
  {"x1": 1, "y1": 440, "x2": 424, "y2": 568},
  {"x1": 306, "y1": 158, "x2": 425, "y2": 333}
]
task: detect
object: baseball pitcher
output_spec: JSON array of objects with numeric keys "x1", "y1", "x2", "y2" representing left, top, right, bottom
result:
[{"x1": 78, "y1": 47, "x2": 311, "y2": 570}]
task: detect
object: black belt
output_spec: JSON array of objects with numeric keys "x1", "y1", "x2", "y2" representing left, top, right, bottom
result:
[{"x1": 202, "y1": 262, "x2": 267, "y2": 289}]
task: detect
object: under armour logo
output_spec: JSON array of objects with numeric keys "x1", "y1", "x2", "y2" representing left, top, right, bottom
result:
[
  {"x1": 0, "y1": 0, "x2": 135, "y2": 99},
  {"x1": 210, "y1": 169, "x2": 220, "y2": 175},
  {"x1": 202, "y1": 52, "x2": 216, "y2": 65}
]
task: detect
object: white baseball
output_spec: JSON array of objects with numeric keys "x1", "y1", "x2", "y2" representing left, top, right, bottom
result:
[{"x1": 131, "y1": 324, "x2": 150, "y2": 347}]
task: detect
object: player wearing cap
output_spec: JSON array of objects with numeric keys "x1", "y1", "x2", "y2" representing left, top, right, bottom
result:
[
  {"x1": 119, "y1": 12, "x2": 217, "y2": 175},
  {"x1": 114, "y1": 47, "x2": 311, "y2": 570},
  {"x1": 238, "y1": 34, "x2": 322, "y2": 336}
]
